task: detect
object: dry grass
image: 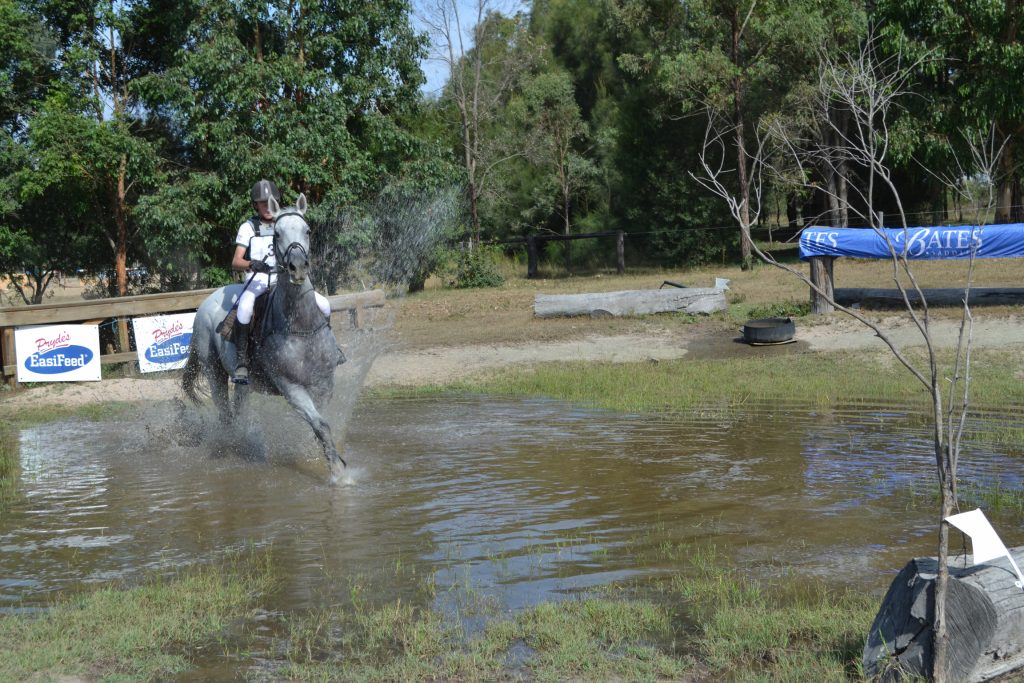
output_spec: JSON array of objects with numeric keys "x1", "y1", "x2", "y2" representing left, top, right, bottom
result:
[{"x1": 388, "y1": 250, "x2": 1024, "y2": 350}]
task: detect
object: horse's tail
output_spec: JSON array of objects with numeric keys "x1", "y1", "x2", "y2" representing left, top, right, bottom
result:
[{"x1": 181, "y1": 336, "x2": 203, "y2": 405}]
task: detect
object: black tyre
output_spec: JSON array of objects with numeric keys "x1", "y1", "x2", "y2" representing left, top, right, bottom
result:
[{"x1": 742, "y1": 317, "x2": 796, "y2": 344}]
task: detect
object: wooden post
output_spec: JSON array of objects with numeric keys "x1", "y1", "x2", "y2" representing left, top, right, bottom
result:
[
  {"x1": 527, "y1": 236, "x2": 539, "y2": 279},
  {"x1": 1, "y1": 326, "x2": 16, "y2": 388},
  {"x1": 809, "y1": 256, "x2": 835, "y2": 314},
  {"x1": 616, "y1": 231, "x2": 625, "y2": 274}
]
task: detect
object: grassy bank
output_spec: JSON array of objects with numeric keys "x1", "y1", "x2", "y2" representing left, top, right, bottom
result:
[
  {"x1": 2, "y1": 399, "x2": 134, "y2": 427},
  {"x1": 0, "y1": 546, "x2": 877, "y2": 682},
  {"x1": 379, "y1": 346, "x2": 1024, "y2": 416},
  {"x1": 0, "y1": 548, "x2": 276, "y2": 682},
  {"x1": 0, "y1": 424, "x2": 16, "y2": 506}
]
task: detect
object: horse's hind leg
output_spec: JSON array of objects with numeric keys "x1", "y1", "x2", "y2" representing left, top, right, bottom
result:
[
  {"x1": 231, "y1": 383, "x2": 266, "y2": 461},
  {"x1": 210, "y1": 365, "x2": 233, "y2": 425},
  {"x1": 278, "y1": 381, "x2": 346, "y2": 484}
]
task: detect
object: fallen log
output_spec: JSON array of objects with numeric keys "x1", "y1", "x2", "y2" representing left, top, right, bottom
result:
[
  {"x1": 534, "y1": 288, "x2": 727, "y2": 318},
  {"x1": 863, "y1": 548, "x2": 1024, "y2": 682}
]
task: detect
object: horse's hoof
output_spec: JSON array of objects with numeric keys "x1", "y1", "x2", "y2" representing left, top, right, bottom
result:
[{"x1": 328, "y1": 459, "x2": 347, "y2": 485}]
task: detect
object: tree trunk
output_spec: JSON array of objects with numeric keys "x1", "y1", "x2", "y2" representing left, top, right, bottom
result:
[
  {"x1": 562, "y1": 159, "x2": 571, "y2": 273},
  {"x1": 864, "y1": 548, "x2": 1024, "y2": 682},
  {"x1": 995, "y1": 141, "x2": 1016, "y2": 224},
  {"x1": 113, "y1": 154, "x2": 129, "y2": 297},
  {"x1": 731, "y1": 6, "x2": 752, "y2": 270}
]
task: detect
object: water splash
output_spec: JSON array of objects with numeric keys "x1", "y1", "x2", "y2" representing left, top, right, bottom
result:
[{"x1": 310, "y1": 185, "x2": 464, "y2": 294}]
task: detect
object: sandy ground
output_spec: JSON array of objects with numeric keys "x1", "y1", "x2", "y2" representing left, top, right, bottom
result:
[{"x1": 5, "y1": 311, "x2": 1024, "y2": 409}]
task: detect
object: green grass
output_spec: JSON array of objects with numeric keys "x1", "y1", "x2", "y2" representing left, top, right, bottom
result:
[
  {"x1": 2, "y1": 399, "x2": 135, "y2": 428},
  {"x1": 670, "y1": 548, "x2": 876, "y2": 683},
  {"x1": 0, "y1": 541, "x2": 881, "y2": 681},
  {"x1": 0, "y1": 423, "x2": 16, "y2": 507},
  {"x1": 381, "y1": 347, "x2": 1024, "y2": 416},
  {"x1": 277, "y1": 550, "x2": 875, "y2": 682},
  {"x1": 0, "y1": 547, "x2": 276, "y2": 682}
]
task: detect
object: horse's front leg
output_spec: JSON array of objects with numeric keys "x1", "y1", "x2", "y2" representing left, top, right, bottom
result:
[{"x1": 277, "y1": 380, "x2": 346, "y2": 484}]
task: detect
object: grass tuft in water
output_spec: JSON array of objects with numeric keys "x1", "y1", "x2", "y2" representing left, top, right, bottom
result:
[
  {"x1": 671, "y1": 548, "x2": 877, "y2": 682},
  {"x1": 0, "y1": 423, "x2": 17, "y2": 507}
]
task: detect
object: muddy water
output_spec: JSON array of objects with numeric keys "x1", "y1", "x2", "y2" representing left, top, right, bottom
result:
[{"x1": 3, "y1": 397, "x2": 1024, "y2": 615}]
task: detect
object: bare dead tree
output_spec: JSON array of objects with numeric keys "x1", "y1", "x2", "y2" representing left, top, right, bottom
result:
[
  {"x1": 695, "y1": 34, "x2": 1006, "y2": 682},
  {"x1": 420, "y1": 0, "x2": 534, "y2": 245}
]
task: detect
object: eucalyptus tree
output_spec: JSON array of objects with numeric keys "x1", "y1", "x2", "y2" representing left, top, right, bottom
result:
[
  {"x1": 23, "y1": 0, "x2": 165, "y2": 297},
  {"x1": 618, "y1": 0, "x2": 862, "y2": 269},
  {"x1": 422, "y1": 0, "x2": 539, "y2": 244},
  {"x1": 873, "y1": 0, "x2": 1024, "y2": 224},
  {"x1": 0, "y1": 0, "x2": 62, "y2": 303},
  {"x1": 511, "y1": 67, "x2": 595, "y2": 268},
  {"x1": 137, "y1": 0, "x2": 429, "y2": 283}
]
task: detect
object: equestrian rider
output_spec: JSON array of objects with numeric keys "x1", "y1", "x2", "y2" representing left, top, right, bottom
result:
[{"x1": 230, "y1": 179, "x2": 332, "y2": 384}]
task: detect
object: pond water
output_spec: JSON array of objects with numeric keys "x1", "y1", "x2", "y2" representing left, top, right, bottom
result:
[{"x1": 3, "y1": 395, "x2": 1024, "y2": 616}]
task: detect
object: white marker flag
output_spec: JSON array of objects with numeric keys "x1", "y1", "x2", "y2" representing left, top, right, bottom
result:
[{"x1": 945, "y1": 508, "x2": 1024, "y2": 589}]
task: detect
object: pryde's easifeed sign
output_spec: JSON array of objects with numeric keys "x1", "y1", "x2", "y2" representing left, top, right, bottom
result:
[
  {"x1": 799, "y1": 223, "x2": 1024, "y2": 261},
  {"x1": 15, "y1": 324, "x2": 102, "y2": 382},
  {"x1": 132, "y1": 313, "x2": 195, "y2": 373}
]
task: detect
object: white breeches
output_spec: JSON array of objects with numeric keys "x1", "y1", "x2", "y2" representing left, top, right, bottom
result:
[{"x1": 236, "y1": 273, "x2": 332, "y2": 324}]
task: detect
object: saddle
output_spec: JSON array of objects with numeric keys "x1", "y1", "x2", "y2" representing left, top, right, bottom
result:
[{"x1": 215, "y1": 290, "x2": 271, "y2": 343}]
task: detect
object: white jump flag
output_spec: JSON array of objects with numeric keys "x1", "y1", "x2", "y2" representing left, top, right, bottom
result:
[{"x1": 945, "y1": 508, "x2": 1024, "y2": 590}]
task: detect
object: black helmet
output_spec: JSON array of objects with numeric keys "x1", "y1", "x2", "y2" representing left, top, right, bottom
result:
[{"x1": 250, "y1": 179, "x2": 280, "y2": 203}]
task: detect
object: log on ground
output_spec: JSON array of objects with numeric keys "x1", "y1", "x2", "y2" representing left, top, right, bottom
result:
[
  {"x1": 533, "y1": 288, "x2": 727, "y2": 318},
  {"x1": 864, "y1": 548, "x2": 1024, "y2": 682}
]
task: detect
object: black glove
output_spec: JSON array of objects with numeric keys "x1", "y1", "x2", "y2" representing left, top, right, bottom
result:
[{"x1": 249, "y1": 259, "x2": 272, "y2": 274}]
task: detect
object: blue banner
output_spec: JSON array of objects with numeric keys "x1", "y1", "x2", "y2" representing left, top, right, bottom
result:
[{"x1": 799, "y1": 224, "x2": 1024, "y2": 261}]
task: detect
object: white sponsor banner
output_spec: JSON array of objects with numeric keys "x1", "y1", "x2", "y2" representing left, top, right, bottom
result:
[
  {"x1": 131, "y1": 312, "x2": 195, "y2": 373},
  {"x1": 15, "y1": 324, "x2": 102, "y2": 382}
]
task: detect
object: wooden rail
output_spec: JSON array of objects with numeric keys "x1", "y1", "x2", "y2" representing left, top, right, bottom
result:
[
  {"x1": 1, "y1": 288, "x2": 385, "y2": 384},
  {"x1": 807, "y1": 254, "x2": 1024, "y2": 311}
]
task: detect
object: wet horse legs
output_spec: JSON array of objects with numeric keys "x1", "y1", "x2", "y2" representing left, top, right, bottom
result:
[{"x1": 278, "y1": 379, "x2": 346, "y2": 483}]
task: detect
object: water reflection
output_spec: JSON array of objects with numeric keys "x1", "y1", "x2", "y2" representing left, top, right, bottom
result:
[{"x1": 2, "y1": 397, "x2": 1023, "y2": 614}]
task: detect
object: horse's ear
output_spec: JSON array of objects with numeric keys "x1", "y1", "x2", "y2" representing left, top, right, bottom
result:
[
  {"x1": 268, "y1": 194, "x2": 282, "y2": 218},
  {"x1": 296, "y1": 193, "x2": 307, "y2": 216}
]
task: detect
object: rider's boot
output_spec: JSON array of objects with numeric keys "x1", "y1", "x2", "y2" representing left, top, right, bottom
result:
[{"x1": 232, "y1": 323, "x2": 251, "y2": 384}]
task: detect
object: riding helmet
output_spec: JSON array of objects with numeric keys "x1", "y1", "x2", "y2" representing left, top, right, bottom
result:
[{"x1": 250, "y1": 179, "x2": 281, "y2": 203}]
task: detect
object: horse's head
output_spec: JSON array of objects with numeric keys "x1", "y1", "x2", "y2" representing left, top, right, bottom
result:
[{"x1": 268, "y1": 193, "x2": 311, "y2": 286}]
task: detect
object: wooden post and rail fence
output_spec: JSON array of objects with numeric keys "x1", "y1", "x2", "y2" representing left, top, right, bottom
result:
[
  {"x1": 0, "y1": 288, "x2": 385, "y2": 387},
  {"x1": 486, "y1": 230, "x2": 626, "y2": 278},
  {"x1": 524, "y1": 231, "x2": 626, "y2": 279},
  {"x1": 805, "y1": 255, "x2": 1024, "y2": 313}
]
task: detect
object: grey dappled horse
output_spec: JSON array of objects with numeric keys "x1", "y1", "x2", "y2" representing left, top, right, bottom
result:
[{"x1": 182, "y1": 194, "x2": 347, "y2": 483}]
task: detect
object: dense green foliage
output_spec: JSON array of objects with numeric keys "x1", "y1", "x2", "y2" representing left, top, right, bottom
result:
[{"x1": 1, "y1": 0, "x2": 1021, "y2": 298}]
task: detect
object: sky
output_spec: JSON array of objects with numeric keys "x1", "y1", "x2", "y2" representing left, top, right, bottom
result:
[{"x1": 411, "y1": 0, "x2": 528, "y2": 97}]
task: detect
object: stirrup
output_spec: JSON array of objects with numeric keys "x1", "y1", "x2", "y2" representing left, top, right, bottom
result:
[{"x1": 232, "y1": 366, "x2": 250, "y2": 385}]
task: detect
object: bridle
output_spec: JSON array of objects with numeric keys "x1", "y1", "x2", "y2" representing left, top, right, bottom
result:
[
  {"x1": 272, "y1": 211, "x2": 310, "y2": 273},
  {"x1": 269, "y1": 209, "x2": 326, "y2": 337}
]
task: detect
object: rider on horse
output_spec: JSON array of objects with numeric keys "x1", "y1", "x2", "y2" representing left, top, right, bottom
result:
[{"x1": 230, "y1": 179, "x2": 332, "y2": 384}]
